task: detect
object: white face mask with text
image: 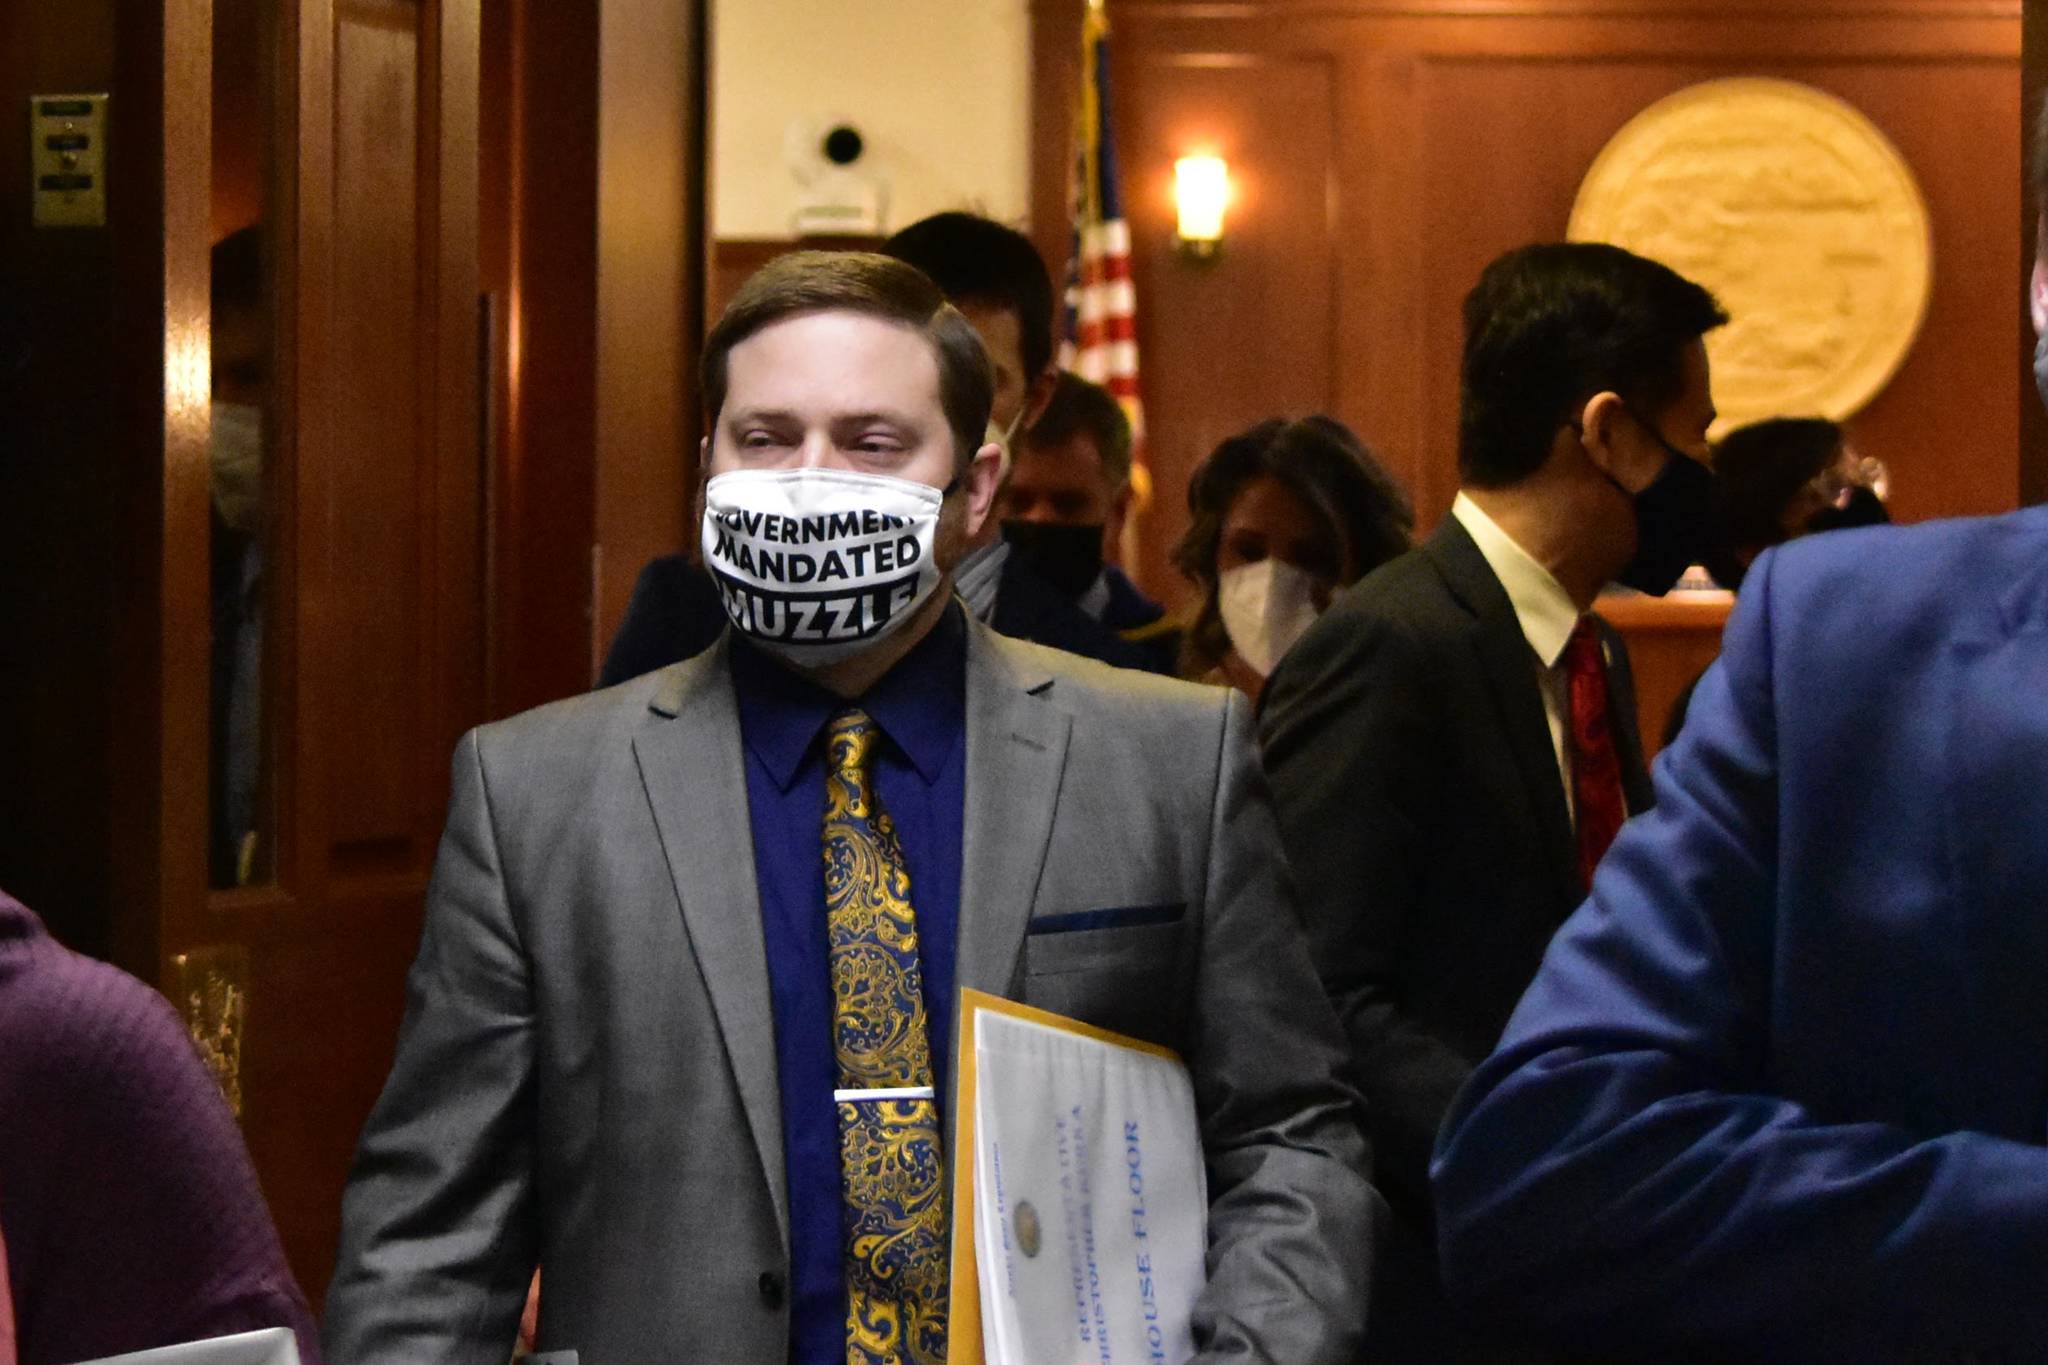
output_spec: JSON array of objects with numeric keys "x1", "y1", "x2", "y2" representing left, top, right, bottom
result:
[
  {"x1": 700, "y1": 467, "x2": 947, "y2": 665},
  {"x1": 1217, "y1": 558, "x2": 1323, "y2": 678}
]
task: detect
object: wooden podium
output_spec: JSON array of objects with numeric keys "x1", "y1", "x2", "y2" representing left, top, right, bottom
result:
[{"x1": 1593, "y1": 591, "x2": 1734, "y2": 761}]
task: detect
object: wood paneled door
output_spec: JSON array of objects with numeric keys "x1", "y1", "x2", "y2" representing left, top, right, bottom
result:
[
  {"x1": 147, "y1": 0, "x2": 488, "y2": 1299},
  {"x1": 214, "y1": 0, "x2": 485, "y2": 1294},
  {"x1": 93, "y1": 0, "x2": 490, "y2": 1303},
  {"x1": 2, "y1": 0, "x2": 707, "y2": 1311}
]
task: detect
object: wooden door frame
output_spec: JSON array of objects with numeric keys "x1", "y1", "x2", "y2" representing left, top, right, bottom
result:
[
  {"x1": 107, "y1": 0, "x2": 212, "y2": 980},
  {"x1": 2023, "y1": 0, "x2": 2045, "y2": 504},
  {"x1": 483, "y1": 0, "x2": 708, "y2": 717}
]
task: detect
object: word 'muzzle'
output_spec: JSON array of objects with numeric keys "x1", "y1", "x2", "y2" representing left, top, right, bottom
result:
[{"x1": 710, "y1": 568, "x2": 922, "y2": 644}]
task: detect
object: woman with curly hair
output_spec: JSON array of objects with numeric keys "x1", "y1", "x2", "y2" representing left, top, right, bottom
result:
[{"x1": 1172, "y1": 416, "x2": 1414, "y2": 698}]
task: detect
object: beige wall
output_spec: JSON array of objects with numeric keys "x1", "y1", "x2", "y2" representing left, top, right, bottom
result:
[{"x1": 711, "y1": 0, "x2": 1031, "y2": 238}]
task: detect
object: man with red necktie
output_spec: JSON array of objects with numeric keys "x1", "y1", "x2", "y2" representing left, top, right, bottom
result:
[
  {"x1": 1431, "y1": 97, "x2": 2048, "y2": 1365},
  {"x1": 1260, "y1": 241, "x2": 1724, "y2": 1361}
]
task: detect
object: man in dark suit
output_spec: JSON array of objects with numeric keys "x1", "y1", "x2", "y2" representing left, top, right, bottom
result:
[
  {"x1": 1258, "y1": 241, "x2": 1725, "y2": 1358},
  {"x1": 1428, "y1": 103, "x2": 2048, "y2": 1365},
  {"x1": 327, "y1": 250, "x2": 1373, "y2": 1364},
  {"x1": 1004, "y1": 371, "x2": 1181, "y2": 673},
  {"x1": 881, "y1": 214, "x2": 1167, "y2": 673},
  {"x1": 601, "y1": 214, "x2": 1159, "y2": 687}
]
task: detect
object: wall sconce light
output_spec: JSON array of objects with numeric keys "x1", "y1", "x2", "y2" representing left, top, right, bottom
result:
[{"x1": 1174, "y1": 155, "x2": 1228, "y2": 260}]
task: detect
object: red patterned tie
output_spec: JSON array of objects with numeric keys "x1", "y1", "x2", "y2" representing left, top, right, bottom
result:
[{"x1": 1564, "y1": 616, "x2": 1627, "y2": 892}]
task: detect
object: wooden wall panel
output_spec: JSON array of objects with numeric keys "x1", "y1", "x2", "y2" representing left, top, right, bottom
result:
[
  {"x1": 482, "y1": 0, "x2": 707, "y2": 709},
  {"x1": 485, "y1": 0, "x2": 599, "y2": 719},
  {"x1": 326, "y1": 12, "x2": 426, "y2": 856},
  {"x1": 1035, "y1": 1, "x2": 2023, "y2": 606},
  {"x1": 1120, "y1": 52, "x2": 1341, "y2": 598},
  {"x1": 594, "y1": 0, "x2": 707, "y2": 664},
  {"x1": 0, "y1": 0, "x2": 123, "y2": 960}
]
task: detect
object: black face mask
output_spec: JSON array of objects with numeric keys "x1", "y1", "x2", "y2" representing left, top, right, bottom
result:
[
  {"x1": 1804, "y1": 484, "x2": 1891, "y2": 535},
  {"x1": 1614, "y1": 419, "x2": 1716, "y2": 597},
  {"x1": 1003, "y1": 520, "x2": 1106, "y2": 599}
]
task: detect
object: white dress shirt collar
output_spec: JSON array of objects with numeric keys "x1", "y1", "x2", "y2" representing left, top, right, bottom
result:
[{"x1": 1451, "y1": 491, "x2": 1579, "y2": 668}]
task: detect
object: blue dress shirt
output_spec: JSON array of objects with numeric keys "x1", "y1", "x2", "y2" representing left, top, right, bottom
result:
[{"x1": 731, "y1": 607, "x2": 966, "y2": 1365}]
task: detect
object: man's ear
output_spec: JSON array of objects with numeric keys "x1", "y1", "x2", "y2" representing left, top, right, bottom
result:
[
  {"x1": 959, "y1": 440, "x2": 1007, "y2": 540},
  {"x1": 1104, "y1": 483, "x2": 1133, "y2": 561},
  {"x1": 1019, "y1": 366, "x2": 1059, "y2": 434},
  {"x1": 1576, "y1": 391, "x2": 1628, "y2": 477}
]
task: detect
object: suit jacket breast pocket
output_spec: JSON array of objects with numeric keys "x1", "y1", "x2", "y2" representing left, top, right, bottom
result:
[{"x1": 1020, "y1": 908, "x2": 1187, "y2": 1045}]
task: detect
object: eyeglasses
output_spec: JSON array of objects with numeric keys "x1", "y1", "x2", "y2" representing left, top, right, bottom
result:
[{"x1": 1807, "y1": 454, "x2": 1889, "y2": 509}]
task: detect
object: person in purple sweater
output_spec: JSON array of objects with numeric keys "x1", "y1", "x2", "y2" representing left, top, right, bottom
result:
[{"x1": 0, "y1": 889, "x2": 319, "y2": 1364}]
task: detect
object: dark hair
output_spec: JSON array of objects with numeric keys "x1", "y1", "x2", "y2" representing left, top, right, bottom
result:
[
  {"x1": 700, "y1": 249, "x2": 994, "y2": 467},
  {"x1": 882, "y1": 212, "x2": 1056, "y2": 383},
  {"x1": 1804, "y1": 484, "x2": 1890, "y2": 535},
  {"x1": 1020, "y1": 371, "x2": 1132, "y2": 486},
  {"x1": 1711, "y1": 417, "x2": 1842, "y2": 550},
  {"x1": 1172, "y1": 415, "x2": 1414, "y2": 676},
  {"x1": 1458, "y1": 242, "x2": 1727, "y2": 487},
  {"x1": 211, "y1": 226, "x2": 263, "y2": 314}
]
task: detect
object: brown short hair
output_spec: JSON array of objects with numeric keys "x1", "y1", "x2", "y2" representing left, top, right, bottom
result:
[
  {"x1": 1021, "y1": 371, "x2": 1133, "y2": 488},
  {"x1": 701, "y1": 250, "x2": 994, "y2": 468}
]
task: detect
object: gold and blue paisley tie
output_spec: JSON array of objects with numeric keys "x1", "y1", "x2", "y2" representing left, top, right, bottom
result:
[{"x1": 822, "y1": 707, "x2": 948, "y2": 1365}]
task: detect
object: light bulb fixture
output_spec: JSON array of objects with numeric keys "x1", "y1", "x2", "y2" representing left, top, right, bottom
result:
[{"x1": 1173, "y1": 155, "x2": 1228, "y2": 260}]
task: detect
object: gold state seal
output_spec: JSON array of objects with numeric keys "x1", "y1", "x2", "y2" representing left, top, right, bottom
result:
[{"x1": 1569, "y1": 78, "x2": 1931, "y2": 437}]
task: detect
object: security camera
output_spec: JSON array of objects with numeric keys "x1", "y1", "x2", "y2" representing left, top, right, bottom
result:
[{"x1": 822, "y1": 125, "x2": 865, "y2": 167}]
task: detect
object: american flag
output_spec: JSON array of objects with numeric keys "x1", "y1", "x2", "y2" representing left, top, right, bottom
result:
[{"x1": 1059, "y1": 0, "x2": 1152, "y2": 545}]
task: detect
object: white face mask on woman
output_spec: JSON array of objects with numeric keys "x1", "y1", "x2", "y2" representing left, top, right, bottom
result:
[
  {"x1": 1216, "y1": 558, "x2": 1323, "y2": 678},
  {"x1": 700, "y1": 466, "x2": 949, "y2": 665}
]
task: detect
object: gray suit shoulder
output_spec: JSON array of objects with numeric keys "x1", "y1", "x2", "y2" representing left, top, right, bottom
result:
[
  {"x1": 993, "y1": 630, "x2": 1233, "y2": 726},
  {"x1": 459, "y1": 659, "x2": 699, "y2": 785}
]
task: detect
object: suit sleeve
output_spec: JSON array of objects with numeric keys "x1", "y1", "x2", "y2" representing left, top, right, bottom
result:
[
  {"x1": 1431, "y1": 550, "x2": 2048, "y2": 1361},
  {"x1": 323, "y1": 730, "x2": 538, "y2": 1365},
  {"x1": 1187, "y1": 690, "x2": 1379, "y2": 1365},
  {"x1": 1257, "y1": 605, "x2": 1469, "y2": 1222}
]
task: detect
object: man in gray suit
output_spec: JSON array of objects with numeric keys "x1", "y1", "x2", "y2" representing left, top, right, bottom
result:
[{"x1": 324, "y1": 250, "x2": 1374, "y2": 1365}]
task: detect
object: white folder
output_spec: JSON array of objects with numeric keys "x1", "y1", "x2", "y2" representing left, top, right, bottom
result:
[
  {"x1": 949, "y1": 989, "x2": 1207, "y2": 1365},
  {"x1": 71, "y1": 1327, "x2": 301, "y2": 1365}
]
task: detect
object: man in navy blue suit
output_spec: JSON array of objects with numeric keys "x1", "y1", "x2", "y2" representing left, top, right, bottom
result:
[{"x1": 1431, "y1": 102, "x2": 2048, "y2": 1363}]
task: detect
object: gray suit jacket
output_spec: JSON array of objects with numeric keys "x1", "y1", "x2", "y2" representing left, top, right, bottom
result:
[{"x1": 323, "y1": 622, "x2": 1375, "y2": 1365}]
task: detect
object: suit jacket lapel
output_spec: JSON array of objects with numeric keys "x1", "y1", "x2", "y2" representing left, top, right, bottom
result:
[
  {"x1": 945, "y1": 622, "x2": 1071, "y2": 1206},
  {"x1": 1596, "y1": 617, "x2": 1656, "y2": 814},
  {"x1": 954, "y1": 621, "x2": 1071, "y2": 1005},
  {"x1": 1425, "y1": 518, "x2": 1581, "y2": 906},
  {"x1": 631, "y1": 636, "x2": 790, "y2": 1248}
]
